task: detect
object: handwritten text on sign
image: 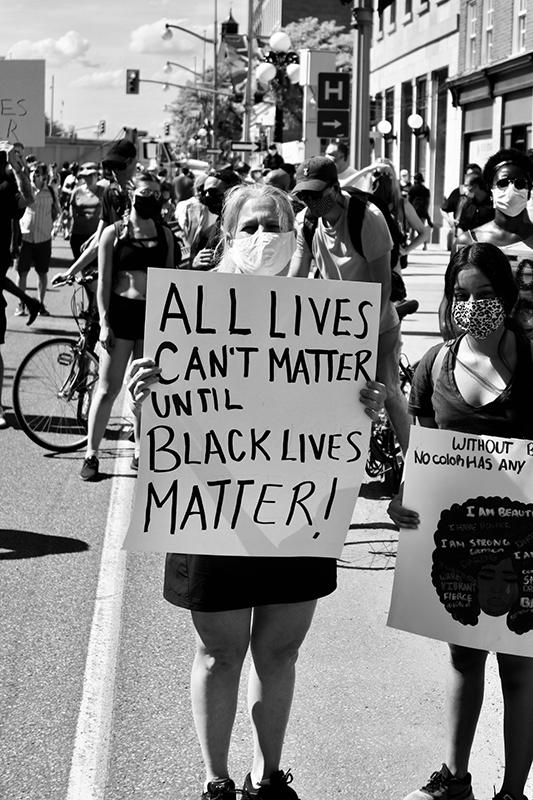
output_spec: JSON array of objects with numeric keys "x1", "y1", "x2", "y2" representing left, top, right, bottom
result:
[
  {"x1": 0, "y1": 61, "x2": 45, "y2": 146},
  {"x1": 124, "y1": 270, "x2": 380, "y2": 557},
  {"x1": 388, "y1": 427, "x2": 533, "y2": 657}
]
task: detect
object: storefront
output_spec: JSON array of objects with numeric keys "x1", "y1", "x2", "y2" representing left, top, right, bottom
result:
[{"x1": 448, "y1": 53, "x2": 533, "y2": 171}]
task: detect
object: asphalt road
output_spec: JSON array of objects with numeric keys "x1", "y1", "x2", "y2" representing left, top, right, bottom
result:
[{"x1": 0, "y1": 241, "x2": 529, "y2": 800}]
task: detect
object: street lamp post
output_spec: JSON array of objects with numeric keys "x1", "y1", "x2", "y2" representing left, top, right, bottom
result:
[
  {"x1": 349, "y1": 0, "x2": 374, "y2": 169},
  {"x1": 163, "y1": 61, "x2": 204, "y2": 82},
  {"x1": 162, "y1": 4, "x2": 218, "y2": 147},
  {"x1": 256, "y1": 31, "x2": 300, "y2": 144}
]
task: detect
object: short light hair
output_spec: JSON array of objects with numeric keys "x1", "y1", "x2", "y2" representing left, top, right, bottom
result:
[{"x1": 221, "y1": 183, "x2": 294, "y2": 241}]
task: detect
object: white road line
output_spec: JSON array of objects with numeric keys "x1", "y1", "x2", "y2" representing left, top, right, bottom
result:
[{"x1": 66, "y1": 412, "x2": 134, "y2": 800}]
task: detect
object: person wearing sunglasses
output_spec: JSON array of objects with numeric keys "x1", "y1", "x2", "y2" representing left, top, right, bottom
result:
[
  {"x1": 442, "y1": 148, "x2": 533, "y2": 339},
  {"x1": 190, "y1": 168, "x2": 242, "y2": 270}
]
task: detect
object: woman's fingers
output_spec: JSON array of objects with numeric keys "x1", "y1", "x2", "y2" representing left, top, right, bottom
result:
[{"x1": 387, "y1": 497, "x2": 420, "y2": 529}]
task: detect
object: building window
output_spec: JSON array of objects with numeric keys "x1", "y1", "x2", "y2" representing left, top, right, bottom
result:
[
  {"x1": 481, "y1": 0, "x2": 493, "y2": 62},
  {"x1": 390, "y1": 1, "x2": 396, "y2": 25},
  {"x1": 405, "y1": 0, "x2": 412, "y2": 12},
  {"x1": 466, "y1": 1, "x2": 478, "y2": 70},
  {"x1": 513, "y1": 0, "x2": 527, "y2": 53}
]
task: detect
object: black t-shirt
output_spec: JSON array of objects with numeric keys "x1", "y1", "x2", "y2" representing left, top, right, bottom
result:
[
  {"x1": 101, "y1": 181, "x2": 130, "y2": 225},
  {"x1": 409, "y1": 335, "x2": 533, "y2": 439},
  {"x1": 0, "y1": 173, "x2": 20, "y2": 272}
]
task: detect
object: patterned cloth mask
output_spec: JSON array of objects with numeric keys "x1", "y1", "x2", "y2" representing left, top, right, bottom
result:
[
  {"x1": 228, "y1": 230, "x2": 296, "y2": 275},
  {"x1": 305, "y1": 190, "x2": 336, "y2": 217},
  {"x1": 452, "y1": 297, "x2": 505, "y2": 339}
]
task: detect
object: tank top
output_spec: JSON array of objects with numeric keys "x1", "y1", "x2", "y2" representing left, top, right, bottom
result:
[{"x1": 113, "y1": 221, "x2": 168, "y2": 273}]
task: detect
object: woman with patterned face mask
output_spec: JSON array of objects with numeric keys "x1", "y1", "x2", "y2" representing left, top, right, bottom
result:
[
  {"x1": 443, "y1": 148, "x2": 533, "y2": 339},
  {"x1": 388, "y1": 243, "x2": 533, "y2": 800},
  {"x1": 125, "y1": 183, "x2": 387, "y2": 800}
]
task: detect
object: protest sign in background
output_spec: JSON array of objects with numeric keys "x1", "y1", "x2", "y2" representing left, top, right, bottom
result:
[
  {"x1": 388, "y1": 426, "x2": 533, "y2": 657},
  {"x1": 124, "y1": 270, "x2": 380, "y2": 558},
  {"x1": 0, "y1": 61, "x2": 45, "y2": 146}
]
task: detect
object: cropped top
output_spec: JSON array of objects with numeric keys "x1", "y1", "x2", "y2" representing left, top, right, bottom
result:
[{"x1": 113, "y1": 221, "x2": 168, "y2": 273}]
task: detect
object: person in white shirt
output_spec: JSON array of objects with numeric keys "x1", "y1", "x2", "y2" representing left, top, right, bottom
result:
[{"x1": 324, "y1": 142, "x2": 362, "y2": 188}]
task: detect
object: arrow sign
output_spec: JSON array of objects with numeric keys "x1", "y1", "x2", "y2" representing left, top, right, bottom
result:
[
  {"x1": 317, "y1": 110, "x2": 350, "y2": 138},
  {"x1": 230, "y1": 141, "x2": 260, "y2": 152}
]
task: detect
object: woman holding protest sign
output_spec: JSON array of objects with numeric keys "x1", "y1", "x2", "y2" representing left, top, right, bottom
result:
[
  {"x1": 127, "y1": 182, "x2": 386, "y2": 800},
  {"x1": 388, "y1": 242, "x2": 533, "y2": 800}
]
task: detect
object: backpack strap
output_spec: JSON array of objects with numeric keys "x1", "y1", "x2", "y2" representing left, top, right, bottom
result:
[
  {"x1": 430, "y1": 342, "x2": 449, "y2": 388},
  {"x1": 346, "y1": 193, "x2": 366, "y2": 257},
  {"x1": 302, "y1": 210, "x2": 318, "y2": 253}
]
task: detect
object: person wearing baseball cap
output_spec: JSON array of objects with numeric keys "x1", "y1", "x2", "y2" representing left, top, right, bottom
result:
[
  {"x1": 290, "y1": 154, "x2": 411, "y2": 455},
  {"x1": 68, "y1": 162, "x2": 105, "y2": 260}
]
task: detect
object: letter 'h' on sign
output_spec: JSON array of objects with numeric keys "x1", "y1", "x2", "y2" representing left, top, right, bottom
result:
[{"x1": 317, "y1": 72, "x2": 350, "y2": 139}]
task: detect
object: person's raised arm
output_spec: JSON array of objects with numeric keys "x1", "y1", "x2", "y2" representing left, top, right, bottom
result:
[{"x1": 52, "y1": 219, "x2": 105, "y2": 285}]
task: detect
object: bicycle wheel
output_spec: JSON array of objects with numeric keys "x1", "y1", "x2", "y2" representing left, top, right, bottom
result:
[{"x1": 13, "y1": 337, "x2": 99, "y2": 452}]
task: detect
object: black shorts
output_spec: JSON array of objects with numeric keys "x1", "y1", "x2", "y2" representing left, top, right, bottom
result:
[
  {"x1": 17, "y1": 239, "x2": 52, "y2": 275},
  {"x1": 0, "y1": 294, "x2": 7, "y2": 345},
  {"x1": 108, "y1": 293, "x2": 146, "y2": 341},
  {"x1": 163, "y1": 553, "x2": 337, "y2": 612}
]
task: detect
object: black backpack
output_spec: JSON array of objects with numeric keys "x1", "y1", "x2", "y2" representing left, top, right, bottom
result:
[{"x1": 302, "y1": 186, "x2": 405, "y2": 267}]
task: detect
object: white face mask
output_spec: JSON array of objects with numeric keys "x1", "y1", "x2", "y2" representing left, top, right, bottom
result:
[
  {"x1": 228, "y1": 230, "x2": 296, "y2": 276},
  {"x1": 492, "y1": 184, "x2": 529, "y2": 217}
]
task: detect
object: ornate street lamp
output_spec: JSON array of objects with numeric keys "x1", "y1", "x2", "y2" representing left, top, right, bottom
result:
[{"x1": 256, "y1": 31, "x2": 300, "y2": 144}]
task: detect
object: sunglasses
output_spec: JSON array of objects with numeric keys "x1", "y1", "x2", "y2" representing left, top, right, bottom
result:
[
  {"x1": 494, "y1": 176, "x2": 529, "y2": 191},
  {"x1": 296, "y1": 189, "x2": 327, "y2": 203}
]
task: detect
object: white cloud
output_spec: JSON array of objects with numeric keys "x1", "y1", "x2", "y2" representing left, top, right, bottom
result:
[
  {"x1": 70, "y1": 70, "x2": 123, "y2": 89},
  {"x1": 7, "y1": 30, "x2": 94, "y2": 67},
  {"x1": 130, "y1": 18, "x2": 200, "y2": 56}
]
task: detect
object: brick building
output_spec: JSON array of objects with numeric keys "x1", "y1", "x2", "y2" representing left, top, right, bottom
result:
[{"x1": 448, "y1": 0, "x2": 533, "y2": 167}]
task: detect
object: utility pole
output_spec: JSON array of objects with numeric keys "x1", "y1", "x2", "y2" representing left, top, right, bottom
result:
[
  {"x1": 349, "y1": 0, "x2": 373, "y2": 169},
  {"x1": 242, "y1": 0, "x2": 254, "y2": 142},
  {"x1": 50, "y1": 74, "x2": 55, "y2": 136},
  {"x1": 212, "y1": 0, "x2": 218, "y2": 149}
]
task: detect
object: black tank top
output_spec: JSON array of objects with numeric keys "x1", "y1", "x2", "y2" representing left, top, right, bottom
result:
[{"x1": 113, "y1": 222, "x2": 168, "y2": 273}]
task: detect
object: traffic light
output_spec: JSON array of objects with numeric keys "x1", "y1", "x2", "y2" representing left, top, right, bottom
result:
[
  {"x1": 126, "y1": 69, "x2": 140, "y2": 95},
  {"x1": 163, "y1": 122, "x2": 171, "y2": 136},
  {"x1": 97, "y1": 119, "x2": 106, "y2": 136}
]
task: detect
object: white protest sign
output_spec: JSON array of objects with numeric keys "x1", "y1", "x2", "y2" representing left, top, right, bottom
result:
[
  {"x1": 124, "y1": 270, "x2": 380, "y2": 557},
  {"x1": 0, "y1": 60, "x2": 45, "y2": 146},
  {"x1": 388, "y1": 426, "x2": 533, "y2": 656}
]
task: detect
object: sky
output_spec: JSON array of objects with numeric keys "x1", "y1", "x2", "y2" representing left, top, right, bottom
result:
[{"x1": 1, "y1": 0, "x2": 249, "y2": 142}]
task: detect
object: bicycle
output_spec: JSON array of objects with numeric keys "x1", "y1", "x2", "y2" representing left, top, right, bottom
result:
[
  {"x1": 365, "y1": 299, "x2": 417, "y2": 494},
  {"x1": 52, "y1": 205, "x2": 71, "y2": 240},
  {"x1": 12, "y1": 276, "x2": 100, "y2": 452}
]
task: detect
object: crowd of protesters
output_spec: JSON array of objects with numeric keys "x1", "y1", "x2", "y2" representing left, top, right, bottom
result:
[{"x1": 2, "y1": 132, "x2": 533, "y2": 800}]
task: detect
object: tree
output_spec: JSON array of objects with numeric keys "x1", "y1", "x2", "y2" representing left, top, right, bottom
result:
[
  {"x1": 169, "y1": 17, "x2": 353, "y2": 154},
  {"x1": 259, "y1": 17, "x2": 353, "y2": 139}
]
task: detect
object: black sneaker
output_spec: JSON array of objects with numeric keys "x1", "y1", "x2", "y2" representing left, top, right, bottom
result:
[
  {"x1": 243, "y1": 770, "x2": 299, "y2": 799},
  {"x1": 26, "y1": 299, "x2": 42, "y2": 326},
  {"x1": 404, "y1": 765, "x2": 474, "y2": 800},
  {"x1": 80, "y1": 455, "x2": 99, "y2": 481},
  {"x1": 202, "y1": 778, "x2": 238, "y2": 799}
]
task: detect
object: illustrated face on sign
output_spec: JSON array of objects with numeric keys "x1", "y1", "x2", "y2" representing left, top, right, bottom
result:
[{"x1": 477, "y1": 558, "x2": 519, "y2": 617}]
